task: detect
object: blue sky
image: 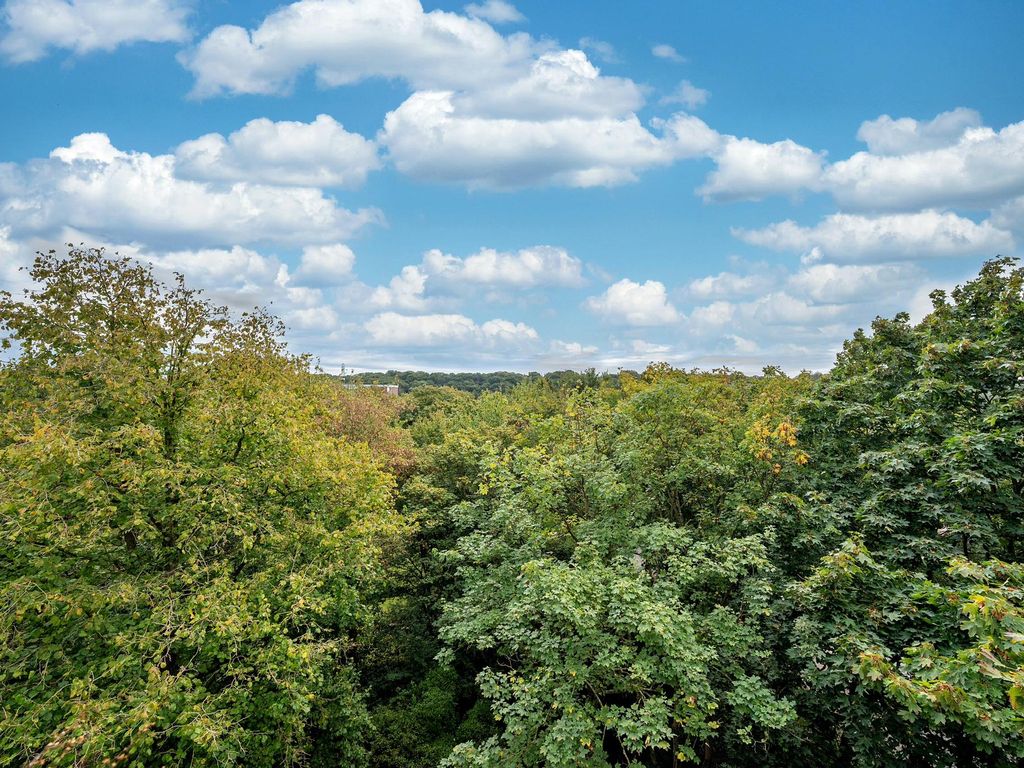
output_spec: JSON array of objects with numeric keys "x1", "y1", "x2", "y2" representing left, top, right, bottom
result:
[{"x1": 1, "y1": 0, "x2": 1022, "y2": 372}]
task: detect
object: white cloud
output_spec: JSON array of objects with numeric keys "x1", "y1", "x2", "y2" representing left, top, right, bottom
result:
[
  {"x1": 368, "y1": 245, "x2": 583, "y2": 310},
  {"x1": 0, "y1": 0, "x2": 190, "y2": 63},
  {"x1": 421, "y1": 245, "x2": 584, "y2": 288},
  {"x1": 150, "y1": 245, "x2": 283, "y2": 301},
  {"x1": 175, "y1": 115, "x2": 379, "y2": 188},
  {"x1": 369, "y1": 266, "x2": 430, "y2": 311},
  {"x1": 700, "y1": 137, "x2": 826, "y2": 201},
  {"x1": 630, "y1": 339, "x2": 672, "y2": 356},
  {"x1": 289, "y1": 304, "x2": 340, "y2": 330},
  {"x1": 380, "y1": 92, "x2": 717, "y2": 189},
  {"x1": 176, "y1": 1, "x2": 759, "y2": 192},
  {"x1": 547, "y1": 339, "x2": 598, "y2": 358},
  {"x1": 669, "y1": 251, "x2": 973, "y2": 374},
  {"x1": 651, "y1": 43, "x2": 685, "y2": 63},
  {"x1": 746, "y1": 292, "x2": 849, "y2": 328},
  {"x1": 689, "y1": 300, "x2": 734, "y2": 327},
  {"x1": 71, "y1": 242, "x2": 348, "y2": 336},
  {"x1": 785, "y1": 263, "x2": 920, "y2": 303},
  {"x1": 50, "y1": 131, "x2": 125, "y2": 163},
  {"x1": 728, "y1": 335, "x2": 759, "y2": 354},
  {"x1": 856, "y1": 107, "x2": 982, "y2": 155},
  {"x1": 0, "y1": 133, "x2": 381, "y2": 249},
  {"x1": 594, "y1": 339, "x2": 688, "y2": 372},
  {"x1": 660, "y1": 80, "x2": 709, "y2": 109},
  {"x1": 735, "y1": 210, "x2": 1013, "y2": 262},
  {"x1": 676, "y1": 285, "x2": 892, "y2": 373},
  {"x1": 464, "y1": 0, "x2": 524, "y2": 24},
  {"x1": 478, "y1": 318, "x2": 539, "y2": 343},
  {"x1": 364, "y1": 311, "x2": 537, "y2": 347},
  {"x1": 686, "y1": 111, "x2": 1024, "y2": 213},
  {"x1": 692, "y1": 111, "x2": 1024, "y2": 212},
  {"x1": 906, "y1": 274, "x2": 969, "y2": 324},
  {"x1": 0, "y1": 225, "x2": 31, "y2": 291},
  {"x1": 296, "y1": 243, "x2": 356, "y2": 285},
  {"x1": 165, "y1": 254, "x2": 340, "y2": 335},
  {"x1": 826, "y1": 119, "x2": 1024, "y2": 210},
  {"x1": 585, "y1": 278, "x2": 680, "y2": 326},
  {"x1": 453, "y1": 49, "x2": 643, "y2": 120},
  {"x1": 180, "y1": 0, "x2": 538, "y2": 98},
  {"x1": 180, "y1": 15, "x2": 1024, "y2": 211},
  {"x1": 992, "y1": 195, "x2": 1024, "y2": 235},
  {"x1": 688, "y1": 270, "x2": 773, "y2": 299}
]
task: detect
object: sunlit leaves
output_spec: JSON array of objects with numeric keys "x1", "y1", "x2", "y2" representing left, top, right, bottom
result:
[{"x1": 0, "y1": 248, "x2": 402, "y2": 767}]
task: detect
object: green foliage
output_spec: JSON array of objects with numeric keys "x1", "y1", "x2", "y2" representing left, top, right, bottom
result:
[
  {"x1": 791, "y1": 257, "x2": 1024, "y2": 766},
  {"x1": 857, "y1": 559, "x2": 1024, "y2": 755},
  {"x1": 433, "y1": 380, "x2": 806, "y2": 766},
  {"x1": 0, "y1": 248, "x2": 404, "y2": 767},
  {"x1": 3, "y1": 249, "x2": 1022, "y2": 767}
]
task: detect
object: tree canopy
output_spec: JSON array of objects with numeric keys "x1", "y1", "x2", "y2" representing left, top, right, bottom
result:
[{"x1": 1, "y1": 248, "x2": 1021, "y2": 767}]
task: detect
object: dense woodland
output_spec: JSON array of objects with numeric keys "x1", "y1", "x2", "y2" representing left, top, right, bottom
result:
[{"x1": 1, "y1": 247, "x2": 1023, "y2": 767}]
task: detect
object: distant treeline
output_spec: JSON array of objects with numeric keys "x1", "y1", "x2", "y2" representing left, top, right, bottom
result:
[
  {"x1": 338, "y1": 367, "x2": 820, "y2": 395},
  {"x1": 338, "y1": 368, "x2": 629, "y2": 395}
]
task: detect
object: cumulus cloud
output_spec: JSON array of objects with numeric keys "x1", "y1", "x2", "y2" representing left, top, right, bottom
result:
[
  {"x1": 674, "y1": 239, "x2": 1004, "y2": 373},
  {"x1": 734, "y1": 210, "x2": 1013, "y2": 262},
  {"x1": 364, "y1": 311, "x2": 537, "y2": 347},
  {"x1": 992, "y1": 195, "x2": 1024, "y2": 235},
  {"x1": 464, "y1": 0, "x2": 524, "y2": 24},
  {"x1": 686, "y1": 293, "x2": 849, "y2": 346},
  {"x1": 175, "y1": 115, "x2": 379, "y2": 188},
  {"x1": 675, "y1": 289, "x2": 885, "y2": 373},
  {"x1": 743, "y1": 292, "x2": 849, "y2": 327},
  {"x1": 651, "y1": 43, "x2": 685, "y2": 63},
  {"x1": 785, "y1": 263, "x2": 921, "y2": 303},
  {"x1": 687, "y1": 270, "x2": 774, "y2": 299},
  {"x1": 370, "y1": 49, "x2": 657, "y2": 190},
  {"x1": 179, "y1": 0, "x2": 538, "y2": 97},
  {"x1": 585, "y1": 278, "x2": 681, "y2": 326},
  {"x1": 296, "y1": 243, "x2": 356, "y2": 285},
  {"x1": 421, "y1": 245, "x2": 584, "y2": 288},
  {"x1": 690, "y1": 110, "x2": 1024, "y2": 212},
  {"x1": 0, "y1": 225, "x2": 32, "y2": 291},
  {"x1": 381, "y1": 92, "x2": 718, "y2": 189},
  {"x1": 149, "y1": 245, "x2": 287, "y2": 303},
  {"x1": 695, "y1": 111, "x2": 1024, "y2": 212},
  {"x1": 660, "y1": 80, "x2": 710, "y2": 109},
  {"x1": 548, "y1": 339, "x2": 598, "y2": 357},
  {"x1": 369, "y1": 266, "x2": 430, "y2": 311},
  {"x1": 50, "y1": 131, "x2": 125, "y2": 163},
  {"x1": 856, "y1": 107, "x2": 982, "y2": 155},
  {"x1": 630, "y1": 339, "x2": 672, "y2": 356},
  {"x1": 46, "y1": 240, "x2": 349, "y2": 339},
  {"x1": 593, "y1": 339, "x2": 687, "y2": 372},
  {"x1": 176, "y1": 1, "x2": 730, "y2": 191},
  {"x1": 0, "y1": 132, "x2": 381, "y2": 249},
  {"x1": 368, "y1": 245, "x2": 583, "y2": 310},
  {"x1": 689, "y1": 300, "x2": 734, "y2": 327},
  {"x1": 700, "y1": 137, "x2": 826, "y2": 201},
  {"x1": 826, "y1": 118, "x2": 1024, "y2": 211},
  {"x1": 728, "y1": 335, "x2": 759, "y2": 354},
  {"x1": 452, "y1": 49, "x2": 644, "y2": 120},
  {"x1": 177, "y1": 0, "x2": 889, "y2": 200},
  {"x1": 0, "y1": 0, "x2": 190, "y2": 63},
  {"x1": 179, "y1": 7, "x2": 1024, "y2": 211}
]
